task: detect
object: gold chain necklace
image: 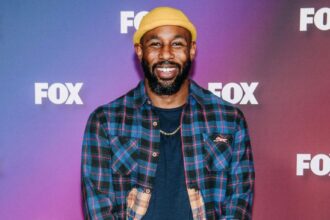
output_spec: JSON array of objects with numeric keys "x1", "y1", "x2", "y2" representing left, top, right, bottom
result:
[{"x1": 160, "y1": 125, "x2": 181, "y2": 136}]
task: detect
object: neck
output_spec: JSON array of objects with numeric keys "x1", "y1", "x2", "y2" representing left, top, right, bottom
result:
[{"x1": 145, "y1": 79, "x2": 189, "y2": 109}]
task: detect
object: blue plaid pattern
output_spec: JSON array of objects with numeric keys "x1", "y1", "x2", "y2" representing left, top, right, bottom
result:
[{"x1": 81, "y1": 80, "x2": 255, "y2": 220}]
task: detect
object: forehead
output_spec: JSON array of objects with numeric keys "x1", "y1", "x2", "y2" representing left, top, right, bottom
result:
[{"x1": 141, "y1": 25, "x2": 191, "y2": 42}]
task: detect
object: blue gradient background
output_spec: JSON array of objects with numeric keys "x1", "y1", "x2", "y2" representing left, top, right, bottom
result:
[{"x1": 1, "y1": 1, "x2": 329, "y2": 219}]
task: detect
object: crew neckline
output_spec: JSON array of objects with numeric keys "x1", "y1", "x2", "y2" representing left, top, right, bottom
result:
[{"x1": 152, "y1": 104, "x2": 185, "y2": 112}]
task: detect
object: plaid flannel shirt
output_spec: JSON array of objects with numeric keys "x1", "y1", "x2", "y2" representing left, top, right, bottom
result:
[{"x1": 81, "y1": 80, "x2": 255, "y2": 220}]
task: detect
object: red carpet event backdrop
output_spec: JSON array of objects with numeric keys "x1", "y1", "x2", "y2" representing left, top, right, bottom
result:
[{"x1": 0, "y1": 1, "x2": 329, "y2": 219}]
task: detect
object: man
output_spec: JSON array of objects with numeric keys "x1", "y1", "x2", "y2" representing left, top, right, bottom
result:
[{"x1": 81, "y1": 6, "x2": 255, "y2": 220}]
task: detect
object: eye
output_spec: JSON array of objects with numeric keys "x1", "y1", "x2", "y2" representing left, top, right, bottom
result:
[
  {"x1": 149, "y1": 42, "x2": 161, "y2": 48},
  {"x1": 172, "y1": 41, "x2": 185, "y2": 48}
]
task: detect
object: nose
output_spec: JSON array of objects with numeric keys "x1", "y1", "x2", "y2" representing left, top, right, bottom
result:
[{"x1": 159, "y1": 44, "x2": 174, "y2": 60}]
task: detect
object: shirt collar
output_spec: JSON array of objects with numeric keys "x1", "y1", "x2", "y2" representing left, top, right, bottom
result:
[{"x1": 133, "y1": 80, "x2": 149, "y2": 108}]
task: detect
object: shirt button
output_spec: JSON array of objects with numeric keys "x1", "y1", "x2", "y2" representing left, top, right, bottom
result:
[
  {"x1": 152, "y1": 121, "x2": 158, "y2": 127},
  {"x1": 152, "y1": 152, "x2": 158, "y2": 157},
  {"x1": 147, "y1": 100, "x2": 151, "y2": 105}
]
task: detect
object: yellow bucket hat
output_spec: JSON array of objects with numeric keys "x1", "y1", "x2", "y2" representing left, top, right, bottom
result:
[{"x1": 133, "y1": 7, "x2": 197, "y2": 44}]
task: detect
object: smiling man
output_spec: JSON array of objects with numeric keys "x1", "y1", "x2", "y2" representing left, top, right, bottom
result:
[{"x1": 81, "y1": 6, "x2": 255, "y2": 220}]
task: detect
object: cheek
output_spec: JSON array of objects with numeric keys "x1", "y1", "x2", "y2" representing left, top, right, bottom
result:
[
  {"x1": 143, "y1": 51, "x2": 159, "y2": 64},
  {"x1": 174, "y1": 51, "x2": 190, "y2": 64}
]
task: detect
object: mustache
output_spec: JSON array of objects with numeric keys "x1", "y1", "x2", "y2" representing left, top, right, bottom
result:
[{"x1": 152, "y1": 61, "x2": 180, "y2": 72}]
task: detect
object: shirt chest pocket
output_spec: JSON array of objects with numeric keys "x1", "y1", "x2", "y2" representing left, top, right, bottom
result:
[
  {"x1": 202, "y1": 133, "x2": 233, "y2": 172},
  {"x1": 110, "y1": 136, "x2": 139, "y2": 175}
]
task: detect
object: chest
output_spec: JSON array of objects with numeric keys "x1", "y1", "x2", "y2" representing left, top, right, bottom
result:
[{"x1": 108, "y1": 107, "x2": 235, "y2": 190}]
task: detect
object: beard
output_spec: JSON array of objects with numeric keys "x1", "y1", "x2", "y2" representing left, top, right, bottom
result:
[{"x1": 141, "y1": 58, "x2": 192, "y2": 96}]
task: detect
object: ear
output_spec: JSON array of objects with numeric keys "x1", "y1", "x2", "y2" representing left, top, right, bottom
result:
[
  {"x1": 189, "y1": 41, "x2": 197, "y2": 60},
  {"x1": 134, "y1": 43, "x2": 143, "y2": 61}
]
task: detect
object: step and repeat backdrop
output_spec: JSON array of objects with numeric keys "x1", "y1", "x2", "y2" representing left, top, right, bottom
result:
[{"x1": 1, "y1": 0, "x2": 329, "y2": 219}]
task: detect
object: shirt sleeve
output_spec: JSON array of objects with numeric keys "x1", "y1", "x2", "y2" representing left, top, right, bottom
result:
[
  {"x1": 222, "y1": 108, "x2": 255, "y2": 220},
  {"x1": 81, "y1": 108, "x2": 116, "y2": 220}
]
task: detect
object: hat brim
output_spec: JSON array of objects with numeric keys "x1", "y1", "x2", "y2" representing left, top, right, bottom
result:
[{"x1": 133, "y1": 19, "x2": 197, "y2": 44}]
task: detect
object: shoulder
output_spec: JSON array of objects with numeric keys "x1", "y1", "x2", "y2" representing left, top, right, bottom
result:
[
  {"x1": 190, "y1": 80, "x2": 240, "y2": 112},
  {"x1": 87, "y1": 84, "x2": 138, "y2": 124},
  {"x1": 190, "y1": 80, "x2": 247, "y2": 127}
]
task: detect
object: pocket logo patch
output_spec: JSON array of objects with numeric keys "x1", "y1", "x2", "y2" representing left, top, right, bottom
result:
[{"x1": 213, "y1": 135, "x2": 228, "y2": 144}]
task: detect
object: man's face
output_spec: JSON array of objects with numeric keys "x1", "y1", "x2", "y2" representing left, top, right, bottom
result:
[{"x1": 135, "y1": 25, "x2": 196, "y2": 95}]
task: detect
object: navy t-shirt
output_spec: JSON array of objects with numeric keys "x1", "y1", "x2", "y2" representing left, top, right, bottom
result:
[{"x1": 142, "y1": 105, "x2": 193, "y2": 220}]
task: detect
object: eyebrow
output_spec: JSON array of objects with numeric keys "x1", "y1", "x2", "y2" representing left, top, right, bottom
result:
[
  {"x1": 145, "y1": 35, "x2": 159, "y2": 41},
  {"x1": 144, "y1": 34, "x2": 188, "y2": 43},
  {"x1": 173, "y1": 34, "x2": 187, "y2": 40}
]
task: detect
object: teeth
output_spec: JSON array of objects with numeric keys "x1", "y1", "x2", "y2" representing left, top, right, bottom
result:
[{"x1": 157, "y1": 67, "x2": 175, "y2": 73}]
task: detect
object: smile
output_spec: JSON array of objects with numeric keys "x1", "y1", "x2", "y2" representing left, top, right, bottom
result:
[
  {"x1": 155, "y1": 66, "x2": 179, "y2": 80},
  {"x1": 156, "y1": 67, "x2": 176, "y2": 72}
]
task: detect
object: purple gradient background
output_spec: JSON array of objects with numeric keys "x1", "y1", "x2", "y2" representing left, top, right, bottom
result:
[{"x1": 0, "y1": 1, "x2": 329, "y2": 219}]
